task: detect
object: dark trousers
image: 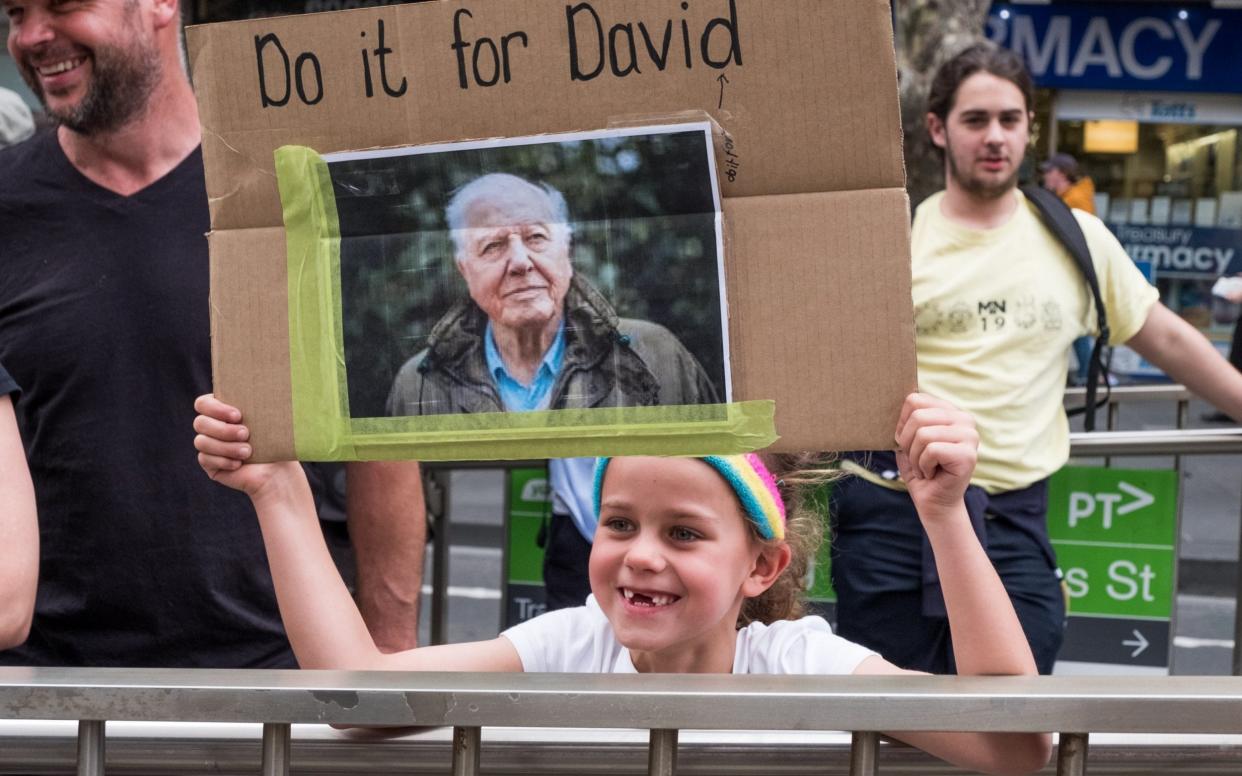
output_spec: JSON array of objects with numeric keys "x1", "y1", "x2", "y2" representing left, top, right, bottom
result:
[
  {"x1": 542, "y1": 513, "x2": 593, "y2": 611},
  {"x1": 829, "y1": 458, "x2": 1065, "y2": 675}
]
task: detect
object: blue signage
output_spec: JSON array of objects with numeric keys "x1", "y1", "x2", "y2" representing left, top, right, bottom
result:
[
  {"x1": 1106, "y1": 224, "x2": 1240, "y2": 279},
  {"x1": 987, "y1": 3, "x2": 1241, "y2": 94}
]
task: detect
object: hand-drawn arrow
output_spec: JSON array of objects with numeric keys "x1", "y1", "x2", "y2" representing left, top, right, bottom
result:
[
  {"x1": 1117, "y1": 481, "x2": 1155, "y2": 515},
  {"x1": 1122, "y1": 629, "x2": 1149, "y2": 658},
  {"x1": 717, "y1": 74, "x2": 730, "y2": 109}
]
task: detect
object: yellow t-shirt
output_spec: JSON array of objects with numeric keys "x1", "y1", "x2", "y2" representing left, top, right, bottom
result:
[{"x1": 911, "y1": 190, "x2": 1159, "y2": 493}]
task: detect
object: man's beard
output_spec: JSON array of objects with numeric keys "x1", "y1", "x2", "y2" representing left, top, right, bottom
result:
[
  {"x1": 21, "y1": 39, "x2": 161, "y2": 136},
  {"x1": 945, "y1": 139, "x2": 1021, "y2": 201}
]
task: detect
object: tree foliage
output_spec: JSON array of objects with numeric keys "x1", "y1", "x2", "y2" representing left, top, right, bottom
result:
[{"x1": 894, "y1": 0, "x2": 992, "y2": 208}]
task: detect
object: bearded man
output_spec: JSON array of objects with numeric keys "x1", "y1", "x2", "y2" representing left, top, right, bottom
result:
[{"x1": 0, "y1": 0, "x2": 424, "y2": 666}]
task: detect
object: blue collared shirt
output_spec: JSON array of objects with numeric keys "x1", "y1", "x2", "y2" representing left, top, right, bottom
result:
[{"x1": 484, "y1": 320, "x2": 566, "y2": 412}]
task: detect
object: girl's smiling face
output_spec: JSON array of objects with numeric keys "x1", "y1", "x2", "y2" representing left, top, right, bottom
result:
[{"x1": 588, "y1": 457, "x2": 789, "y2": 674}]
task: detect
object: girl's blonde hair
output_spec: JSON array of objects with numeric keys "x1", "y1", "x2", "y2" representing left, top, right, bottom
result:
[{"x1": 737, "y1": 452, "x2": 841, "y2": 628}]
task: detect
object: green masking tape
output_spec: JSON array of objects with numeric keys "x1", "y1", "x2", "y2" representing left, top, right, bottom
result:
[{"x1": 274, "y1": 144, "x2": 777, "y2": 461}]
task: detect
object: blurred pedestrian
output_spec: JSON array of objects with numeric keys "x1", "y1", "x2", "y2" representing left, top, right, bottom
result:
[
  {"x1": 0, "y1": 87, "x2": 33, "y2": 148},
  {"x1": 1040, "y1": 152, "x2": 1095, "y2": 214},
  {"x1": 1042, "y1": 152, "x2": 1099, "y2": 384}
]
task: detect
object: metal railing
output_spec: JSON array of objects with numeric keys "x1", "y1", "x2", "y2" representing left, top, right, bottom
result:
[{"x1": 3, "y1": 669, "x2": 1242, "y2": 776}]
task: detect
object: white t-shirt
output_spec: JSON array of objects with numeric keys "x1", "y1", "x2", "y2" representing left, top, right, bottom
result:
[{"x1": 501, "y1": 595, "x2": 876, "y2": 674}]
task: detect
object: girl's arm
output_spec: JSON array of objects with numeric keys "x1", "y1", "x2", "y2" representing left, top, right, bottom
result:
[
  {"x1": 193, "y1": 394, "x2": 522, "y2": 673},
  {"x1": 0, "y1": 395, "x2": 37, "y2": 649},
  {"x1": 852, "y1": 393, "x2": 1051, "y2": 776}
]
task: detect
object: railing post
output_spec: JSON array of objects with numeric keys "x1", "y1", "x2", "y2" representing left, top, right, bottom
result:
[
  {"x1": 452, "y1": 726, "x2": 481, "y2": 776},
  {"x1": 1103, "y1": 396, "x2": 1120, "y2": 468},
  {"x1": 76, "y1": 720, "x2": 105, "y2": 776},
  {"x1": 424, "y1": 466, "x2": 450, "y2": 646},
  {"x1": 260, "y1": 722, "x2": 290, "y2": 776},
  {"x1": 1056, "y1": 732, "x2": 1089, "y2": 776},
  {"x1": 1234, "y1": 476, "x2": 1242, "y2": 677},
  {"x1": 849, "y1": 731, "x2": 879, "y2": 776},
  {"x1": 647, "y1": 729, "x2": 677, "y2": 776}
]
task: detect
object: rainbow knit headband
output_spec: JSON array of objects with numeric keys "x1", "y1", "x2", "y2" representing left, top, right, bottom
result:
[{"x1": 592, "y1": 454, "x2": 787, "y2": 541}]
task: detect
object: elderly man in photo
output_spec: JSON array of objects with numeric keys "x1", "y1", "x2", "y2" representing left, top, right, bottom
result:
[{"x1": 386, "y1": 172, "x2": 719, "y2": 416}]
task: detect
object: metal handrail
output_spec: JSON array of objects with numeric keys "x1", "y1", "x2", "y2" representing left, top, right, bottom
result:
[
  {"x1": 1063, "y1": 384, "x2": 1196, "y2": 405},
  {"x1": 7, "y1": 669, "x2": 1242, "y2": 732},
  {"x1": 3, "y1": 670, "x2": 1242, "y2": 776},
  {"x1": 1069, "y1": 427, "x2": 1242, "y2": 455}
]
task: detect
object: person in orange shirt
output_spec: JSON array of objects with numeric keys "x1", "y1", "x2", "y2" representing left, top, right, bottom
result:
[
  {"x1": 1040, "y1": 152, "x2": 1096, "y2": 214},
  {"x1": 1042, "y1": 152, "x2": 1099, "y2": 384}
]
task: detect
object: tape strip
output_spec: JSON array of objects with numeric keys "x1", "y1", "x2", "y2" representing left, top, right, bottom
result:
[{"x1": 275, "y1": 144, "x2": 777, "y2": 461}]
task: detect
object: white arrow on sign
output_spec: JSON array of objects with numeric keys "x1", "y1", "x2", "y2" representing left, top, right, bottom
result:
[
  {"x1": 1117, "y1": 481, "x2": 1155, "y2": 516},
  {"x1": 1122, "y1": 629, "x2": 1149, "y2": 658}
]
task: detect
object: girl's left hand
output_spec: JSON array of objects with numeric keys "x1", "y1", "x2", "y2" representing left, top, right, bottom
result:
[{"x1": 894, "y1": 393, "x2": 979, "y2": 516}]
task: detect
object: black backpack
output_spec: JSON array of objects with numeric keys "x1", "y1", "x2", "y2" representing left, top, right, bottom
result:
[{"x1": 1020, "y1": 184, "x2": 1112, "y2": 432}]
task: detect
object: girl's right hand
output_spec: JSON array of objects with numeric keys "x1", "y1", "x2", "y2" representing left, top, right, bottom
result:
[{"x1": 193, "y1": 394, "x2": 297, "y2": 499}]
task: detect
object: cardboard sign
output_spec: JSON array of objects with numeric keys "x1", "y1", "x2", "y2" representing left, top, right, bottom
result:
[{"x1": 187, "y1": 0, "x2": 915, "y2": 461}]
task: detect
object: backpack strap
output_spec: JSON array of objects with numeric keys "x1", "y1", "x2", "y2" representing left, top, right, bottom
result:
[{"x1": 1020, "y1": 185, "x2": 1111, "y2": 431}]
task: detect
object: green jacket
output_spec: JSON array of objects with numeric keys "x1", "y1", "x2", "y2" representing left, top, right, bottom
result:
[{"x1": 386, "y1": 276, "x2": 720, "y2": 415}]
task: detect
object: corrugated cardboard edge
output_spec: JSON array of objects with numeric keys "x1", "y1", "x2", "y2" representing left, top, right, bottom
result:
[{"x1": 209, "y1": 226, "x2": 298, "y2": 459}]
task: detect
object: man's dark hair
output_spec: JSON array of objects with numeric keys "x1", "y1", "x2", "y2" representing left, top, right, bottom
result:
[{"x1": 926, "y1": 42, "x2": 1035, "y2": 122}]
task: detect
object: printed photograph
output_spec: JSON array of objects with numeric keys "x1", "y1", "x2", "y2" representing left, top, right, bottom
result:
[{"x1": 324, "y1": 122, "x2": 729, "y2": 420}]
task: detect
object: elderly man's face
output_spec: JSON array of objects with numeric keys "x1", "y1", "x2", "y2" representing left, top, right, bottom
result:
[{"x1": 455, "y1": 192, "x2": 573, "y2": 334}]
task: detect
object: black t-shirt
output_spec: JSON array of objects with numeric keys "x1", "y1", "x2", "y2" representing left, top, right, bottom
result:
[
  {"x1": 0, "y1": 131, "x2": 296, "y2": 667},
  {"x1": 0, "y1": 360, "x2": 16, "y2": 397}
]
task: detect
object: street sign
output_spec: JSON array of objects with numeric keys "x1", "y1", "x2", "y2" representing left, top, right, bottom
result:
[
  {"x1": 1048, "y1": 466, "x2": 1179, "y2": 668},
  {"x1": 807, "y1": 485, "x2": 838, "y2": 620},
  {"x1": 502, "y1": 466, "x2": 551, "y2": 628}
]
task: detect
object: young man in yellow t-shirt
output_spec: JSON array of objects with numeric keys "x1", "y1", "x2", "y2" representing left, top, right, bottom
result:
[{"x1": 830, "y1": 43, "x2": 1242, "y2": 675}]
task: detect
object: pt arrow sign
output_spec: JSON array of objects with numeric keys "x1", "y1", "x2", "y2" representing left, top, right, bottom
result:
[
  {"x1": 1122, "y1": 629, "x2": 1149, "y2": 658},
  {"x1": 1068, "y1": 481, "x2": 1156, "y2": 528}
]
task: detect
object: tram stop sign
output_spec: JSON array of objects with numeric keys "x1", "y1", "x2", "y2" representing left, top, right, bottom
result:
[
  {"x1": 503, "y1": 466, "x2": 551, "y2": 628},
  {"x1": 1049, "y1": 466, "x2": 1178, "y2": 669}
]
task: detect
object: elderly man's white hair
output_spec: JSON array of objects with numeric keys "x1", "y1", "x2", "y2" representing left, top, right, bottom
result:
[
  {"x1": 0, "y1": 88, "x2": 35, "y2": 149},
  {"x1": 445, "y1": 173, "x2": 573, "y2": 257}
]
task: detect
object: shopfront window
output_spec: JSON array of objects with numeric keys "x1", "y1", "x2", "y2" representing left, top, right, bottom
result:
[{"x1": 1050, "y1": 91, "x2": 1242, "y2": 373}]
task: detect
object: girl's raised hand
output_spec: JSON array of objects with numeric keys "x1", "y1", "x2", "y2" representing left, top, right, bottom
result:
[
  {"x1": 894, "y1": 392, "x2": 979, "y2": 517},
  {"x1": 193, "y1": 394, "x2": 297, "y2": 500}
]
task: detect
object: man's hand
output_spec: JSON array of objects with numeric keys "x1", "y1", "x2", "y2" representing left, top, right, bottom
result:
[{"x1": 894, "y1": 392, "x2": 979, "y2": 519}]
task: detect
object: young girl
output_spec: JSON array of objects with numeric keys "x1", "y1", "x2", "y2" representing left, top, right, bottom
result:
[{"x1": 193, "y1": 392, "x2": 1050, "y2": 776}]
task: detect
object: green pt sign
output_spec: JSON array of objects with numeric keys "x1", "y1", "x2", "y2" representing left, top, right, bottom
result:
[
  {"x1": 1047, "y1": 466, "x2": 1178, "y2": 668},
  {"x1": 503, "y1": 466, "x2": 551, "y2": 627}
]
